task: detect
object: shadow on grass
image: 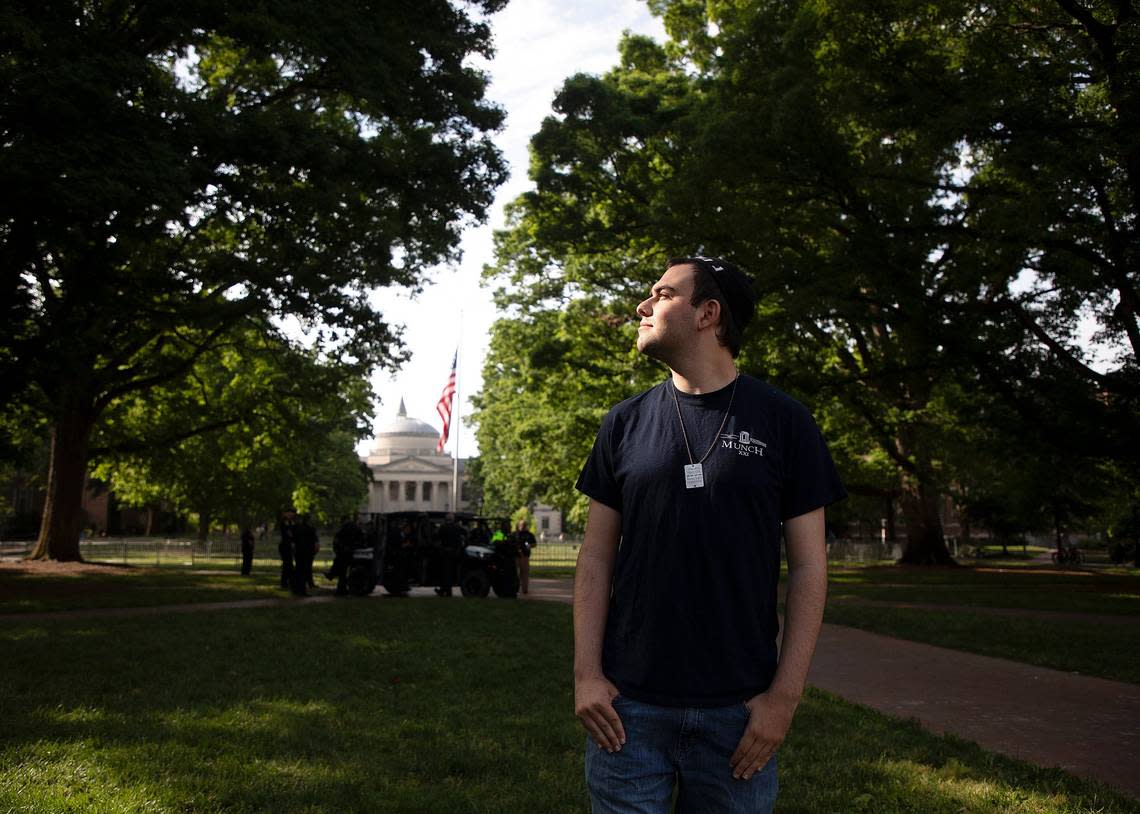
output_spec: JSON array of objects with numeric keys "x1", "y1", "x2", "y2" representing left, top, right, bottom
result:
[
  {"x1": 822, "y1": 603, "x2": 1140, "y2": 684},
  {"x1": 1, "y1": 602, "x2": 1136, "y2": 813},
  {"x1": 827, "y1": 565, "x2": 1140, "y2": 617},
  {"x1": 0, "y1": 564, "x2": 289, "y2": 614},
  {"x1": 0, "y1": 601, "x2": 587, "y2": 813}
]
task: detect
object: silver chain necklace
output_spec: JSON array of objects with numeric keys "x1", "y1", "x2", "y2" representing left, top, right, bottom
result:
[{"x1": 670, "y1": 374, "x2": 739, "y2": 489}]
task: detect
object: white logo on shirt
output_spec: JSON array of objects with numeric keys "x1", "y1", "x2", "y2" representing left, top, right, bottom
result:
[{"x1": 720, "y1": 431, "x2": 766, "y2": 457}]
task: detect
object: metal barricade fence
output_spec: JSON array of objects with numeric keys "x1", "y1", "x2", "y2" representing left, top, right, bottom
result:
[
  {"x1": 57, "y1": 535, "x2": 337, "y2": 569},
  {"x1": 826, "y1": 540, "x2": 904, "y2": 563},
  {"x1": 528, "y1": 539, "x2": 582, "y2": 568},
  {"x1": 2, "y1": 534, "x2": 907, "y2": 569},
  {"x1": 526, "y1": 538, "x2": 904, "y2": 567}
]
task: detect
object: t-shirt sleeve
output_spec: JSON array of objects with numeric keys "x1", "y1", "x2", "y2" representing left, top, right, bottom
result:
[
  {"x1": 575, "y1": 411, "x2": 623, "y2": 513},
  {"x1": 780, "y1": 408, "x2": 847, "y2": 520}
]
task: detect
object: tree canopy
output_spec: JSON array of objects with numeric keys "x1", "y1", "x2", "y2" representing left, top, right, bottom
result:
[
  {"x1": 475, "y1": 0, "x2": 1139, "y2": 558},
  {"x1": 91, "y1": 326, "x2": 372, "y2": 536},
  {"x1": 0, "y1": 0, "x2": 508, "y2": 559}
]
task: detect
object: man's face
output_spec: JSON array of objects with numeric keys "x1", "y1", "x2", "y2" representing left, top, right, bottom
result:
[{"x1": 635, "y1": 263, "x2": 700, "y2": 361}]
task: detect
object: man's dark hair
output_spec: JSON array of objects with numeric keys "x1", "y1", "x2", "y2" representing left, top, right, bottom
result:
[{"x1": 667, "y1": 255, "x2": 757, "y2": 357}]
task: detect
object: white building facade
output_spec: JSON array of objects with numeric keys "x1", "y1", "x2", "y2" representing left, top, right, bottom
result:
[
  {"x1": 533, "y1": 505, "x2": 563, "y2": 539},
  {"x1": 360, "y1": 402, "x2": 565, "y2": 535},
  {"x1": 361, "y1": 401, "x2": 471, "y2": 514}
]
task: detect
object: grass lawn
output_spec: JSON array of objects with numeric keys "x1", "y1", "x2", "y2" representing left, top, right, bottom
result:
[
  {"x1": 826, "y1": 565, "x2": 1140, "y2": 617},
  {"x1": 821, "y1": 565, "x2": 1140, "y2": 684},
  {"x1": 1, "y1": 598, "x2": 1137, "y2": 813},
  {"x1": 0, "y1": 562, "x2": 296, "y2": 614},
  {"x1": 530, "y1": 566, "x2": 577, "y2": 580},
  {"x1": 822, "y1": 603, "x2": 1139, "y2": 684}
]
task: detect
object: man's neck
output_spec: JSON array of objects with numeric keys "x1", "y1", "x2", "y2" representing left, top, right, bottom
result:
[{"x1": 670, "y1": 356, "x2": 738, "y2": 394}]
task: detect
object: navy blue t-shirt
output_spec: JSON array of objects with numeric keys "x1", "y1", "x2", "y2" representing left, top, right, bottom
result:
[{"x1": 575, "y1": 374, "x2": 846, "y2": 707}]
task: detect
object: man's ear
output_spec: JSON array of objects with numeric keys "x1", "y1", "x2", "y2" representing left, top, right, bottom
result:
[{"x1": 697, "y1": 298, "x2": 721, "y2": 331}]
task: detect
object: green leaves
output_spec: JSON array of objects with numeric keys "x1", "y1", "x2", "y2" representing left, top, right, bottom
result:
[
  {"x1": 2, "y1": 0, "x2": 507, "y2": 405},
  {"x1": 472, "y1": 299, "x2": 657, "y2": 525},
  {"x1": 474, "y1": 0, "x2": 1139, "y2": 550},
  {"x1": 2, "y1": 1, "x2": 511, "y2": 556},
  {"x1": 91, "y1": 325, "x2": 371, "y2": 529}
]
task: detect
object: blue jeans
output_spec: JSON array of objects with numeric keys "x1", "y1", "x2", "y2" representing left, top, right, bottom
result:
[{"x1": 585, "y1": 695, "x2": 778, "y2": 813}]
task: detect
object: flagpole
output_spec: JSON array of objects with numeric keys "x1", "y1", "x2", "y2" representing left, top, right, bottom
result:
[{"x1": 452, "y1": 313, "x2": 462, "y2": 512}]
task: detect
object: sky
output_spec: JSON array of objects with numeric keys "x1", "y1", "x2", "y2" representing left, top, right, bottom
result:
[{"x1": 358, "y1": 1, "x2": 666, "y2": 457}]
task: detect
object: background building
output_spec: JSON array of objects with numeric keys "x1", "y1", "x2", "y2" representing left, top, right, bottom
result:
[
  {"x1": 359, "y1": 401, "x2": 566, "y2": 535},
  {"x1": 533, "y1": 504, "x2": 563, "y2": 539},
  {"x1": 361, "y1": 400, "x2": 472, "y2": 514}
]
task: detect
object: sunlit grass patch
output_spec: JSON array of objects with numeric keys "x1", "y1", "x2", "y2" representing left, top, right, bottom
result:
[
  {"x1": 0, "y1": 565, "x2": 293, "y2": 614},
  {"x1": 866, "y1": 757, "x2": 1082, "y2": 813}
]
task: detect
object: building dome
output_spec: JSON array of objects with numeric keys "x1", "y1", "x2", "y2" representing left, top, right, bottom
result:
[
  {"x1": 369, "y1": 399, "x2": 442, "y2": 457},
  {"x1": 361, "y1": 397, "x2": 463, "y2": 514},
  {"x1": 379, "y1": 400, "x2": 438, "y2": 438}
]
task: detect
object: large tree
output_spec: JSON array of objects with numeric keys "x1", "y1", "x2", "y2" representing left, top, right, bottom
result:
[
  {"x1": 483, "y1": 18, "x2": 976, "y2": 561},
  {"x1": 0, "y1": 1, "x2": 508, "y2": 560},
  {"x1": 478, "y1": 0, "x2": 1138, "y2": 562}
]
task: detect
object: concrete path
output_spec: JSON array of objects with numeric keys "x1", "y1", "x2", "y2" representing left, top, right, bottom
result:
[{"x1": 3, "y1": 576, "x2": 1137, "y2": 796}]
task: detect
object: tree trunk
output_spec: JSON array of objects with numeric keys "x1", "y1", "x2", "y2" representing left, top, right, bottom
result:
[
  {"x1": 1134, "y1": 504, "x2": 1140, "y2": 569},
  {"x1": 197, "y1": 511, "x2": 211, "y2": 543},
  {"x1": 28, "y1": 408, "x2": 98, "y2": 562},
  {"x1": 897, "y1": 475, "x2": 955, "y2": 565},
  {"x1": 145, "y1": 506, "x2": 156, "y2": 536}
]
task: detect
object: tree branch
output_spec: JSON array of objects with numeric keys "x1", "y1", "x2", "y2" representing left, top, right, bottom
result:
[
  {"x1": 90, "y1": 415, "x2": 243, "y2": 457},
  {"x1": 94, "y1": 323, "x2": 232, "y2": 411},
  {"x1": 1052, "y1": 0, "x2": 1116, "y2": 54},
  {"x1": 1001, "y1": 297, "x2": 1118, "y2": 389}
]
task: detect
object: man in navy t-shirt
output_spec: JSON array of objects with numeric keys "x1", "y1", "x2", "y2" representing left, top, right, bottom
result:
[{"x1": 573, "y1": 255, "x2": 846, "y2": 813}]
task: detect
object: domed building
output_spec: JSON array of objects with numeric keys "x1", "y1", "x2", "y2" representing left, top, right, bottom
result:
[
  {"x1": 360, "y1": 400, "x2": 471, "y2": 513},
  {"x1": 359, "y1": 400, "x2": 564, "y2": 538}
]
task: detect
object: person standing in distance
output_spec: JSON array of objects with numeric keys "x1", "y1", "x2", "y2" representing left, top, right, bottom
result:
[
  {"x1": 277, "y1": 509, "x2": 297, "y2": 591},
  {"x1": 291, "y1": 515, "x2": 318, "y2": 597},
  {"x1": 513, "y1": 518, "x2": 537, "y2": 595},
  {"x1": 435, "y1": 512, "x2": 464, "y2": 597},
  {"x1": 240, "y1": 527, "x2": 255, "y2": 576},
  {"x1": 573, "y1": 255, "x2": 846, "y2": 813}
]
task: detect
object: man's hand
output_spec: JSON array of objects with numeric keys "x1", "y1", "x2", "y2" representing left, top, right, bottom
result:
[
  {"x1": 729, "y1": 690, "x2": 798, "y2": 780},
  {"x1": 575, "y1": 674, "x2": 626, "y2": 753}
]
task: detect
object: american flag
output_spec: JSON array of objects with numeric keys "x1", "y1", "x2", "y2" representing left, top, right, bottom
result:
[{"x1": 436, "y1": 350, "x2": 457, "y2": 453}]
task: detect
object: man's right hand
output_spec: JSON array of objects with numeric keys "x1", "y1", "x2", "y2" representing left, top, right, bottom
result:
[{"x1": 574, "y1": 674, "x2": 626, "y2": 752}]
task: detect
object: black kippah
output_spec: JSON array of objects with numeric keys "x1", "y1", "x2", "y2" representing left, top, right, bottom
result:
[{"x1": 671, "y1": 255, "x2": 758, "y2": 332}]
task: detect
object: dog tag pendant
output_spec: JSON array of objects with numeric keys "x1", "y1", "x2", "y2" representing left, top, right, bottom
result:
[{"x1": 683, "y1": 463, "x2": 705, "y2": 489}]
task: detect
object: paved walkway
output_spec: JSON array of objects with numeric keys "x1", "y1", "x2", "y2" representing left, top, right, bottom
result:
[{"x1": 3, "y1": 576, "x2": 1137, "y2": 796}]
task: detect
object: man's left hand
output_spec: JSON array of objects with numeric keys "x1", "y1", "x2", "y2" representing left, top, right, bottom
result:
[{"x1": 729, "y1": 690, "x2": 798, "y2": 780}]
